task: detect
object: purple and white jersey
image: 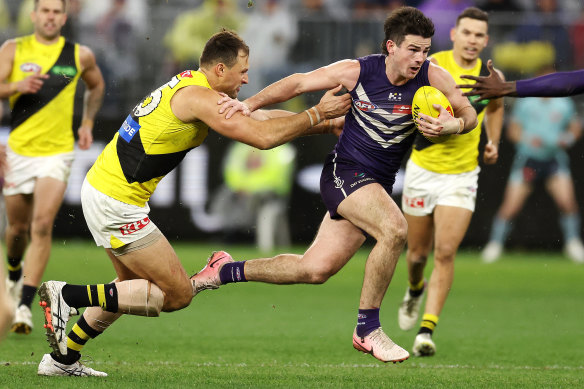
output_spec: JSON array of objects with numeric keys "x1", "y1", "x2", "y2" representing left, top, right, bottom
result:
[{"x1": 334, "y1": 54, "x2": 430, "y2": 184}]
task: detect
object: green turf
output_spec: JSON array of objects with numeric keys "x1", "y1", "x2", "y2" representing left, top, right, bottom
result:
[{"x1": 1, "y1": 241, "x2": 583, "y2": 388}]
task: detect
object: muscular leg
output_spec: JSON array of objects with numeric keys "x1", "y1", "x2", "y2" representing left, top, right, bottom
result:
[
  {"x1": 110, "y1": 235, "x2": 193, "y2": 312},
  {"x1": 244, "y1": 213, "x2": 365, "y2": 284},
  {"x1": 424, "y1": 205, "x2": 472, "y2": 318},
  {"x1": 404, "y1": 213, "x2": 434, "y2": 286},
  {"x1": 4, "y1": 193, "x2": 32, "y2": 276},
  {"x1": 21, "y1": 177, "x2": 67, "y2": 287},
  {"x1": 337, "y1": 184, "x2": 407, "y2": 309}
]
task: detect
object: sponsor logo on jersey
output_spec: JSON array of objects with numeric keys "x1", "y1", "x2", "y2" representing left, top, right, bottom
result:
[
  {"x1": 180, "y1": 70, "x2": 193, "y2": 78},
  {"x1": 119, "y1": 115, "x2": 141, "y2": 143},
  {"x1": 354, "y1": 100, "x2": 378, "y2": 112},
  {"x1": 20, "y1": 62, "x2": 42, "y2": 73},
  {"x1": 119, "y1": 217, "x2": 151, "y2": 235},
  {"x1": 51, "y1": 65, "x2": 77, "y2": 78},
  {"x1": 354, "y1": 172, "x2": 365, "y2": 178},
  {"x1": 388, "y1": 92, "x2": 402, "y2": 101},
  {"x1": 403, "y1": 195, "x2": 425, "y2": 208},
  {"x1": 392, "y1": 104, "x2": 412, "y2": 114}
]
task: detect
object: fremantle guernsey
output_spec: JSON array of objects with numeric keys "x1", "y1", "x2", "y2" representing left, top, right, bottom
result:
[
  {"x1": 86, "y1": 70, "x2": 210, "y2": 207},
  {"x1": 334, "y1": 54, "x2": 430, "y2": 186},
  {"x1": 8, "y1": 35, "x2": 81, "y2": 156},
  {"x1": 411, "y1": 50, "x2": 490, "y2": 174}
]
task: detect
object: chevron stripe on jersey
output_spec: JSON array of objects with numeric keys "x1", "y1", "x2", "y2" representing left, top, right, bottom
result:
[
  {"x1": 86, "y1": 70, "x2": 211, "y2": 206},
  {"x1": 8, "y1": 35, "x2": 81, "y2": 156},
  {"x1": 11, "y1": 41, "x2": 76, "y2": 129},
  {"x1": 336, "y1": 54, "x2": 430, "y2": 185}
]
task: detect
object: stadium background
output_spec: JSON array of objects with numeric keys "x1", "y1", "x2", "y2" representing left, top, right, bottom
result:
[{"x1": 1, "y1": 0, "x2": 583, "y2": 250}]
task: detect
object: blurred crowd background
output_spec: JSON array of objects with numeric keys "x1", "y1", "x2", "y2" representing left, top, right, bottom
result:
[{"x1": 1, "y1": 0, "x2": 583, "y2": 251}]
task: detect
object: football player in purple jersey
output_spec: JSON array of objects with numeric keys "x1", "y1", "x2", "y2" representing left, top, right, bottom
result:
[{"x1": 195, "y1": 6, "x2": 477, "y2": 364}]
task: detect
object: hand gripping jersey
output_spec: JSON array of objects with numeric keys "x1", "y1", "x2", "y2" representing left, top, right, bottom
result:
[
  {"x1": 8, "y1": 35, "x2": 81, "y2": 156},
  {"x1": 336, "y1": 54, "x2": 430, "y2": 187},
  {"x1": 411, "y1": 50, "x2": 490, "y2": 174},
  {"x1": 86, "y1": 70, "x2": 210, "y2": 206}
]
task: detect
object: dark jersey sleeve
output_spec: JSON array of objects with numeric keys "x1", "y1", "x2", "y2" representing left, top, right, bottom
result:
[{"x1": 516, "y1": 70, "x2": 584, "y2": 97}]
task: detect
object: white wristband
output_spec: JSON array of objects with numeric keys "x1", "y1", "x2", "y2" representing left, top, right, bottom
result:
[
  {"x1": 456, "y1": 118, "x2": 464, "y2": 134},
  {"x1": 305, "y1": 109, "x2": 315, "y2": 126}
]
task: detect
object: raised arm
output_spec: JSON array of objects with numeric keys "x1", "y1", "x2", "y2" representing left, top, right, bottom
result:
[
  {"x1": 220, "y1": 59, "x2": 360, "y2": 118},
  {"x1": 77, "y1": 45, "x2": 105, "y2": 150},
  {"x1": 174, "y1": 85, "x2": 351, "y2": 150}
]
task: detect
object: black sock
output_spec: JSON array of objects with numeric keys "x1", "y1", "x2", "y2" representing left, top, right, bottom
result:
[
  {"x1": 62, "y1": 283, "x2": 118, "y2": 312},
  {"x1": 19, "y1": 285, "x2": 37, "y2": 307},
  {"x1": 7, "y1": 256, "x2": 22, "y2": 281},
  {"x1": 56, "y1": 315, "x2": 103, "y2": 364}
]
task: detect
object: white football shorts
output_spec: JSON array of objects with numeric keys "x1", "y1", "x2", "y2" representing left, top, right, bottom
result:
[
  {"x1": 401, "y1": 159, "x2": 479, "y2": 216},
  {"x1": 3, "y1": 146, "x2": 74, "y2": 196},
  {"x1": 81, "y1": 178, "x2": 160, "y2": 251}
]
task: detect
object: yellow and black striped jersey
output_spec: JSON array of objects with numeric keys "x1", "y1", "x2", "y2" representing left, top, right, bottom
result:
[
  {"x1": 8, "y1": 35, "x2": 81, "y2": 156},
  {"x1": 87, "y1": 70, "x2": 211, "y2": 206},
  {"x1": 411, "y1": 50, "x2": 490, "y2": 174}
]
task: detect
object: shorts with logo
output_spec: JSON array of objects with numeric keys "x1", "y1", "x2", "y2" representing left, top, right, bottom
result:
[
  {"x1": 509, "y1": 152, "x2": 570, "y2": 184},
  {"x1": 3, "y1": 146, "x2": 74, "y2": 196},
  {"x1": 81, "y1": 178, "x2": 160, "y2": 250},
  {"x1": 401, "y1": 159, "x2": 479, "y2": 216},
  {"x1": 320, "y1": 152, "x2": 394, "y2": 219}
]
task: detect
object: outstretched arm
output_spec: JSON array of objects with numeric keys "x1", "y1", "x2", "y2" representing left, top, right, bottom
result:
[
  {"x1": 459, "y1": 60, "x2": 584, "y2": 100},
  {"x1": 174, "y1": 85, "x2": 351, "y2": 150},
  {"x1": 219, "y1": 59, "x2": 360, "y2": 118}
]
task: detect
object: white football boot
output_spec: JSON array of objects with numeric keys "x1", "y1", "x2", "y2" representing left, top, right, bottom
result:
[
  {"x1": 398, "y1": 285, "x2": 425, "y2": 331},
  {"x1": 38, "y1": 281, "x2": 71, "y2": 355},
  {"x1": 6, "y1": 276, "x2": 23, "y2": 307},
  {"x1": 564, "y1": 239, "x2": 584, "y2": 263},
  {"x1": 413, "y1": 333, "x2": 436, "y2": 357},
  {"x1": 37, "y1": 353, "x2": 107, "y2": 377},
  {"x1": 11, "y1": 304, "x2": 33, "y2": 334},
  {"x1": 481, "y1": 241, "x2": 503, "y2": 263}
]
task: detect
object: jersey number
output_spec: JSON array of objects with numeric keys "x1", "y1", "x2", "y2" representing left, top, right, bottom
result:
[{"x1": 133, "y1": 76, "x2": 180, "y2": 117}]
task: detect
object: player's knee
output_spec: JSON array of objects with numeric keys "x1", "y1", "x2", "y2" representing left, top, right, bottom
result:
[
  {"x1": 380, "y1": 217, "x2": 408, "y2": 247},
  {"x1": 8, "y1": 222, "x2": 29, "y2": 238},
  {"x1": 30, "y1": 217, "x2": 54, "y2": 237},
  {"x1": 162, "y1": 290, "x2": 192, "y2": 312},
  {"x1": 305, "y1": 264, "x2": 336, "y2": 284},
  {"x1": 161, "y1": 280, "x2": 193, "y2": 312},
  {"x1": 434, "y1": 244, "x2": 457, "y2": 263},
  {"x1": 117, "y1": 279, "x2": 165, "y2": 317}
]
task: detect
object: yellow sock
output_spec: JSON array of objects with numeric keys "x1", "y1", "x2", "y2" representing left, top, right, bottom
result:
[{"x1": 420, "y1": 313, "x2": 439, "y2": 333}]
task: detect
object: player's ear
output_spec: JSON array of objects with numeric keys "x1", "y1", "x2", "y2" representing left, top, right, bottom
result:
[
  {"x1": 450, "y1": 27, "x2": 456, "y2": 42},
  {"x1": 386, "y1": 40, "x2": 395, "y2": 55},
  {"x1": 483, "y1": 34, "x2": 489, "y2": 48},
  {"x1": 215, "y1": 63, "x2": 225, "y2": 78}
]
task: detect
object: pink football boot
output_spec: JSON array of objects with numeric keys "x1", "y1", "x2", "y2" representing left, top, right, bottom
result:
[
  {"x1": 191, "y1": 251, "x2": 234, "y2": 296},
  {"x1": 352, "y1": 327, "x2": 410, "y2": 363}
]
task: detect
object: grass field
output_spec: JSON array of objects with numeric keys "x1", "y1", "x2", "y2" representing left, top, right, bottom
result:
[{"x1": 1, "y1": 240, "x2": 583, "y2": 388}]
